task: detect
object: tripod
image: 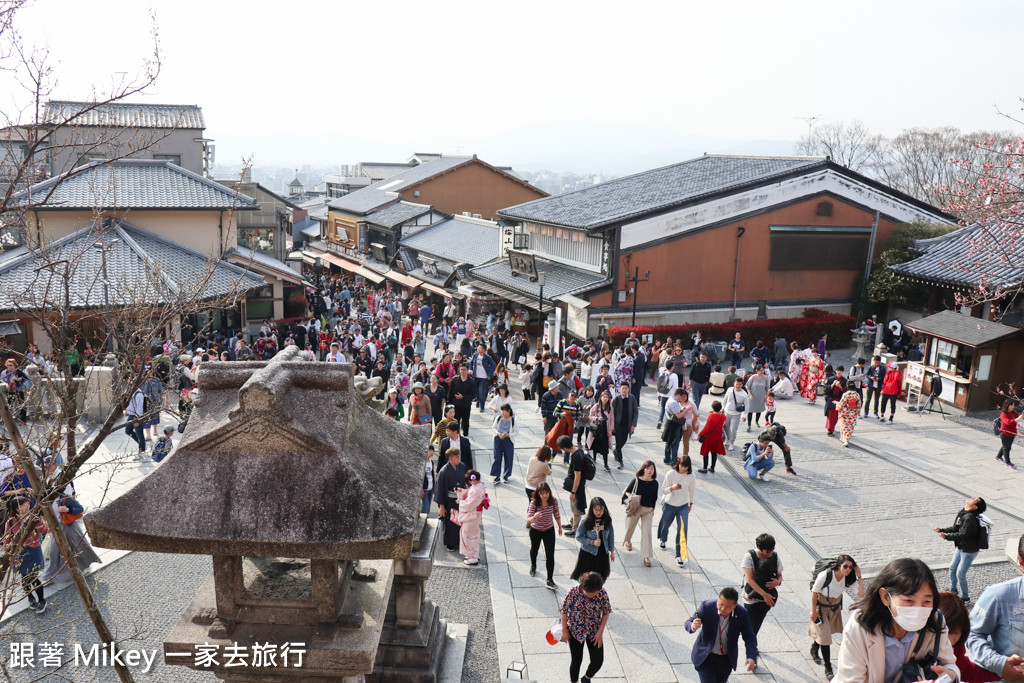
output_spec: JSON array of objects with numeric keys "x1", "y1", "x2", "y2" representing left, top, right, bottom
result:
[{"x1": 923, "y1": 392, "x2": 947, "y2": 420}]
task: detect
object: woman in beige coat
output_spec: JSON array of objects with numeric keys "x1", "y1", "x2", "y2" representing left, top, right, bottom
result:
[
  {"x1": 810, "y1": 555, "x2": 864, "y2": 680},
  {"x1": 834, "y1": 558, "x2": 959, "y2": 683}
]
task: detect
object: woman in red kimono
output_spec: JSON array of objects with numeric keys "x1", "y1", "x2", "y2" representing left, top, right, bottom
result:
[{"x1": 799, "y1": 349, "x2": 825, "y2": 403}]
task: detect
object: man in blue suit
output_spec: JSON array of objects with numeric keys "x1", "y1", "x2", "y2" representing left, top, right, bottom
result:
[{"x1": 686, "y1": 587, "x2": 757, "y2": 683}]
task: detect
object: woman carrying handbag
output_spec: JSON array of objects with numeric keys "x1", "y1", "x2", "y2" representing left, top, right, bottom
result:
[{"x1": 621, "y1": 461, "x2": 659, "y2": 567}]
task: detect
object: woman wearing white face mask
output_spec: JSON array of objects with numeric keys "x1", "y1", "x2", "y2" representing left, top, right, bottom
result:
[{"x1": 834, "y1": 558, "x2": 960, "y2": 683}]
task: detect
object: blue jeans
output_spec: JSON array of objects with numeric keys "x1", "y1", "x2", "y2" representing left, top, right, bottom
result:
[
  {"x1": 664, "y1": 422, "x2": 682, "y2": 464},
  {"x1": 949, "y1": 548, "x2": 978, "y2": 600},
  {"x1": 745, "y1": 457, "x2": 775, "y2": 479},
  {"x1": 420, "y1": 491, "x2": 433, "y2": 515},
  {"x1": 658, "y1": 502, "x2": 690, "y2": 559},
  {"x1": 491, "y1": 436, "x2": 514, "y2": 479},
  {"x1": 475, "y1": 378, "x2": 490, "y2": 410},
  {"x1": 691, "y1": 381, "x2": 707, "y2": 410},
  {"x1": 658, "y1": 396, "x2": 668, "y2": 424}
]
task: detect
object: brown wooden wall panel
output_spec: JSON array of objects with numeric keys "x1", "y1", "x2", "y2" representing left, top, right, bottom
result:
[
  {"x1": 615, "y1": 196, "x2": 901, "y2": 307},
  {"x1": 409, "y1": 163, "x2": 546, "y2": 220}
]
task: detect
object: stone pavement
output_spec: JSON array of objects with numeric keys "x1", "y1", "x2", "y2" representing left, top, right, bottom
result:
[
  {"x1": 454, "y1": 369, "x2": 1024, "y2": 682},
  {"x1": 4, "y1": 362, "x2": 1021, "y2": 682}
]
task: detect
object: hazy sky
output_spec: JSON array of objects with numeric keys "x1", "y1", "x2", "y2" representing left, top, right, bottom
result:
[{"x1": 6, "y1": 0, "x2": 1022, "y2": 174}]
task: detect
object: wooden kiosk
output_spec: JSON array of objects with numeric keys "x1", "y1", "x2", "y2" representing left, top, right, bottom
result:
[{"x1": 906, "y1": 310, "x2": 1024, "y2": 413}]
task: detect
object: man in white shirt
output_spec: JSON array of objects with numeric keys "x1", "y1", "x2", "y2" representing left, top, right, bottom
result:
[
  {"x1": 656, "y1": 360, "x2": 680, "y2": 429},
  {"x1": 352, "y1": 332, "x2": 365, "y2": 350},
  {"x1": 326, "y1": 343, "x2": 346, "y2": 363},
  {"x1": 770, "y1": 371, "x2": 796, "y2": 399}
]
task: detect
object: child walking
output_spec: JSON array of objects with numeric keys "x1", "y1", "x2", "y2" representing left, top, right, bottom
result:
[{"x1": 764, "y1": 390, "x2": 777, "y2": 425}]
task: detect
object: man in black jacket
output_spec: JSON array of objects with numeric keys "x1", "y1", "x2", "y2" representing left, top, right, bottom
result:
[
  {"x1": 439, "y1": 422, "x2": 474, "y2": 472},
  {"x1": 448, "y1": 364, "x2": 476, "y2": 435},
  {"x1": 934, "y1": 496, "x2": 987, "y2": 603},
  {"x1": 689, "y1": 352, "x2": 713, "y2": 411},
  {"x1": 610, "y1": 383, "x2": 638, "y2": 469},
  {"x1": 863, "y1": 355, "x2": 886, "y2": 419}
]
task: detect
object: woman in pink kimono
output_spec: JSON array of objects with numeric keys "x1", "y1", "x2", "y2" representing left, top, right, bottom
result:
[
  {"x1": 837, "y1": 388, "x2": 862, "y2": 446},
  {"x1": 799, "y1": 349, "x2": 826, "y2": 403},
  {"x1": 458, "y1": 470, "x2": 488, "y2": 566}
]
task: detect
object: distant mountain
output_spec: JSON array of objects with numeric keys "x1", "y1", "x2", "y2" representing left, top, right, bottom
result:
[{"x1": 212, "y1": 120, "x2": 800, "y2": 182}]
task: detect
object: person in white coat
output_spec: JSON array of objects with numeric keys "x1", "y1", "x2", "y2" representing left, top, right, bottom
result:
[{"x1": 722, "y1": 378, "x2": 748, "y2": 451}]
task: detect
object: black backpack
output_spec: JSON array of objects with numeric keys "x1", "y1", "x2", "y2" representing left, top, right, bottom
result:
[
  {"x1": 809, "y1": 557, "x2": 837, "y2": 591},
  {"x1": 993, "y1": 416, "x2": 1003, "y2": 436},
  {"x1": 579, "y1": 453, "x2": 597, "y2": 481},
  {"x1": 657, "y1": 371, "x2": 673, "y2": 395}
]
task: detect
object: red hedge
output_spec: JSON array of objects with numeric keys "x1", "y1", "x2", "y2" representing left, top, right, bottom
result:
[{"x1": 608, "y1": 311, "x2": 857, "y2": 348}]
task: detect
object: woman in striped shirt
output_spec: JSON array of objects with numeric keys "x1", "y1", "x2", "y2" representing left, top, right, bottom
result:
[{"x1": 527, "y1": 482, "x2": 562, "y2": 590}]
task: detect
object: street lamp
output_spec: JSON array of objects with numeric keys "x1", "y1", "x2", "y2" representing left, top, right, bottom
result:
[
  {"x1": 536, "y1": 272, "x2": 546, "y2": 347},
  {"x1": 94, "y1": 239, "x2": 119, "y2": 354},
  {"x1": 625, "y1": 266, "x2": 650, "y2": 328}
]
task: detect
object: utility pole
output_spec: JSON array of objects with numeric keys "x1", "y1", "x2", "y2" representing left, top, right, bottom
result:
[{"x1": 625, "y1": 266, "x2": 650, "y2": 328}]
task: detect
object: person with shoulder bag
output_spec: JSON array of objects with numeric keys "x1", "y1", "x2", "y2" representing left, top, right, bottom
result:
[{"x1": 621, "y1": 461, "x2": 658, "y2": 568}]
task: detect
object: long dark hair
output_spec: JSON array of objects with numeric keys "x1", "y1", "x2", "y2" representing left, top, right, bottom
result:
[
  {"x1": 830, "y1": 554, "x2": 859, "y2": 588},
  {"x1": 584, "y1": 497, "x2": 612, "y2": 530},
  {"x1": 854, "y1": 558, "x2": 942, "y2": 635}
]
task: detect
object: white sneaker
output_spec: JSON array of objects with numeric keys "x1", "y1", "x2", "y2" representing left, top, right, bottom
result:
[
  {"x1": 676, "y1": 557, "x2": 685, "y2": 567},
  {"x1": 760, "y1": 473, "x2": 770, "y2": 482},
  {"x1": 727, "y1": 443, "x2": 734, "y2": 451}
]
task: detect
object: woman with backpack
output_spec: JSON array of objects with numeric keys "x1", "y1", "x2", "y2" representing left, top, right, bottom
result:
[
  {"x1": 809, "y1": 554, "x2": 863, "y2": 681},
  {"x1": 490, "y1": 404, "x2": 518, "y2": 484},
  {"x1": 933, "y1": 497, "x2": 989, "y2": 604}
]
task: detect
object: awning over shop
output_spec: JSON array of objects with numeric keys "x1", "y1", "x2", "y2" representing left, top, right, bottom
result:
[
  {"x1": 554, "y1": 293, "x2": 591, "y2": 309},
  {"x1": 355, "y1": 266, "x2": 384, "y2": 284},
  {"x1": 385, "y1": 270, "x2": 422, "y2": 289},
  {"x1": 320, "y1": 252, "x2": 361, "y2": 273},
  {"x1": 467, "y1": 279, "x2": 556, "y2": 313},
  {"x1": 420, "y1": 281, "x2": 451, "y2": 298}
]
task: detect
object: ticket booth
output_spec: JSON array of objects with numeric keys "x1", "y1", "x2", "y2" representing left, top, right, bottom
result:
[{"x1": 907, "y1": 310, "x2": 1024, "y2": 413}]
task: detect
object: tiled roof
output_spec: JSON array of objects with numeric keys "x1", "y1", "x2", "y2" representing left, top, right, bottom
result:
[
  {"x1": 11, "y1": 159, "x2": 257, "y2": 210},
  {"x1": 357, "y1": 162, "x2": 417, "y2": 180},
  {"x1": 469, "y1": 258, "x2": 610, "y2": 300},
  {"x1": 328, "y1": 157, "x2": 473, "y2": 215},
  {"x1": 891, "y1": 222, "x2": 1024, "y2": 290},
  {"x1": 399, "y1": 216, "x2": 499, "y2": 266},
  {"x1": 406, "y1": 266, "x2": 451, "y2": 289},
  {"x1": 906, "y1": 310, "x2": 1021, "y2": 347},
  {"x1": 0, "y1": 220, "x2": 264, "y2": 312},
  {"x1": 397, "y1": 248, "x2": 418, "y2": 272},
  {"x1": 364, "y1": 201, "x2": 433, "y2": 228},
  {"x1": 42, "y1": 101, "x2": 205, "y2": 129},
  {"x1": 499, "y1": 154, "x2": 830, "y2": 230},
  {"x1": 225, "y1": 247, "x2": 304, "y2": 284}
]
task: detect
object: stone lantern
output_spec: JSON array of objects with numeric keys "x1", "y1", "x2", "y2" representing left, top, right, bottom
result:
[{"x1": 85, "y1": 346, "x2": 445, "y2": 681}]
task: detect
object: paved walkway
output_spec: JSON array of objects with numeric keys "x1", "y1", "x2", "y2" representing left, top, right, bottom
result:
[
  {"x1": 454, "y1": 365, "x2": 1023, "y2": 682},
  {"x1": 9, "y1": 359, "x2": 1022, "y2": 682}
]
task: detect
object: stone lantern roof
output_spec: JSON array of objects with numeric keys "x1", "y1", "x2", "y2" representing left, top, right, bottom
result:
[{"x1": 85, "y1": 345, "x2": 425, "y2": 560}]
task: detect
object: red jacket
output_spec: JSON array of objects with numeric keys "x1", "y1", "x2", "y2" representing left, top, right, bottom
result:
[
  {"x1": 882, "y1": 369, "x2": 903, "y2": 396},
  {"x1": 699, "y1": 412, "x2": 727, "y2": 456},
  {"x1": 954, "y1": 644, "x2": 1000, "y2": 683}
]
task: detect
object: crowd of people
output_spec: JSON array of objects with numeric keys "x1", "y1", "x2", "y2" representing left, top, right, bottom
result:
[{"x1": 2, "y1": 274, "x2": 1022, "y2": 683}]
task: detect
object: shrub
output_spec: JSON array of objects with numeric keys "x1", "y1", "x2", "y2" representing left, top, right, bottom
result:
[{"x1": 607, "y1": 313, "x2": 857, "y2": 349}]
